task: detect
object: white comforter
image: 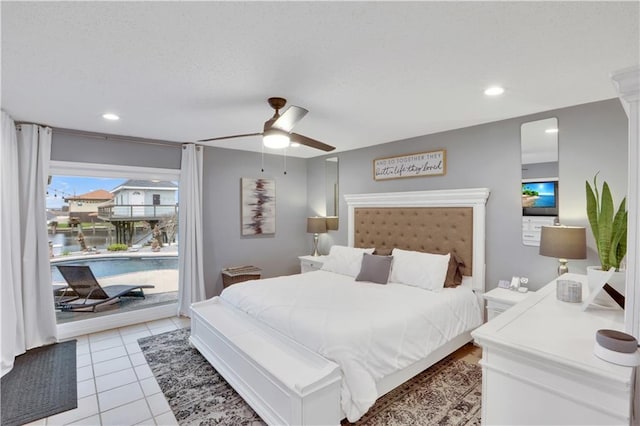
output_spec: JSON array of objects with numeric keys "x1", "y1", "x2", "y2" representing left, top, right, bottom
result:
[{"x1": 220, "y1": 270, "x2": 482, "y2": 422}]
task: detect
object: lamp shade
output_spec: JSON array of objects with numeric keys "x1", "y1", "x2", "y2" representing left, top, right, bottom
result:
[
  {"x1": 539, "y1": 226, "x2": 587, "y2": 259},
  {"x1": 307, "y1": 217, "x2": 327, "y2": 234},
  {"x1": 326, "y1": 216, "x2": 339, "y2": 231}
]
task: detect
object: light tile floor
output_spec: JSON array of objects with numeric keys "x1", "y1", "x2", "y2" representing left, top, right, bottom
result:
[{"x1": 26, "y1": 316, "x2": 190, "y2": 426}]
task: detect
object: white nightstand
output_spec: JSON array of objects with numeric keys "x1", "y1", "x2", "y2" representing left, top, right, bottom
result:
[
  {"x1": 298, "y1": 255, "x2": 328, "y2": 273},
  {"x1": 484, "y1": 287, "x2": 533, "y2": 321}
]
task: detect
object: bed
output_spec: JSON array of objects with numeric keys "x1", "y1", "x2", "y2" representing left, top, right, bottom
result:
[{"x1": 190, "y1": 188, "x2": 490, "y2": 425}]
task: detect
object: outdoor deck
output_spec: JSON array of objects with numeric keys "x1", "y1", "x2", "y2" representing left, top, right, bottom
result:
[{"x1": 97, "y1": 204, "x2": 178, "y2": 222}]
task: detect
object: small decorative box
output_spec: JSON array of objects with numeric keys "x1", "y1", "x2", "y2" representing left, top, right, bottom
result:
[{"x1": 556, "y1": 279, "x2": 582, "y2": 303}]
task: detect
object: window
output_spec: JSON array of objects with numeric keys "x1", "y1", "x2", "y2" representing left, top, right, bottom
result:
[
  {"x1": 48, "y1": 161, "x2": 180, "y2": 332},
  {"x1": 153, "y1": 194, "x2": 160, "y2": 205}
]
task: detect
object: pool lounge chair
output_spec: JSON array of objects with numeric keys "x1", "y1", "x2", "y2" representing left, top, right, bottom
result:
[
  {"x1": 55, "y1": 265, "x2": 155, "y2": 312},
  {"x1": 52, "y1": 284, "x2": 79, "y2": 305}
]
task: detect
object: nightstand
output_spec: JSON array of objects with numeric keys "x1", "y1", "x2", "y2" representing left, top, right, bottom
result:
[
  {"x1": 484, "y1": 287, "x2": 533, "y2": 321},
  {"x1": 298, "y1": 255, "x2": 328, "y2": 273}
]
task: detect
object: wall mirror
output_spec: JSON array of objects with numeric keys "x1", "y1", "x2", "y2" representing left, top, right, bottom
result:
[
  {"x1": 521, "y1": 117, "x2": 559, "y2": 246},
  {"x1": 325, "y1": 157, "x2": 339, "y2": 220}
]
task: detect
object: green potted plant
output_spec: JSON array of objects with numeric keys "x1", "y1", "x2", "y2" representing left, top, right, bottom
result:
[{"x1": 585, "y1": 173, "x2": 627, "y2": 300}]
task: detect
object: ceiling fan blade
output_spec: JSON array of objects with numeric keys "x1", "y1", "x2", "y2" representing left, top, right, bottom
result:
[
  {"x1": 198, "y1": 132, "x2": 262, "y2": 142},
  {"x1": 271, "y1": 106, "x2": 308, "y2": 132},
  {"x1": 291, "y1": 133, "x2": 335, "y2": 152}
]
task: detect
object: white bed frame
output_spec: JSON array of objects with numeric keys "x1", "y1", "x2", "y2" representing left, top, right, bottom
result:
[{"x1": 190, "y1": 188, "x2": 490, "y2": 425}]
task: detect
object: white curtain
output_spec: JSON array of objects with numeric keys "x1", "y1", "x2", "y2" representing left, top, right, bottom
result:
[
  {"x1": 1, "y1": 111, "x2": 23, "y2": 376},
  {"x1": 1, "y1": 114, "x2": 57, "y2": 376},
  {"x1": 177, "y1": 143, "x2": 206, "y2": 316}
]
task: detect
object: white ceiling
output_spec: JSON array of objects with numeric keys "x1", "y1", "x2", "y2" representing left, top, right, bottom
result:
[{"x1": 2, "y1": 1, "x2": 638, "y2": 158}]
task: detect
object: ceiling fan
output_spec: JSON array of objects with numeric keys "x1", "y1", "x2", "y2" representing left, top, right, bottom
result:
[{"x1": 198, "y1": 97, "x2": 335, "y2": 152}]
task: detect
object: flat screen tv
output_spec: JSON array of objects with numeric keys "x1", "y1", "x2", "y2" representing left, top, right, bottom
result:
[{"x1": 522, "y1": 180, "x2": 558, "y2": 216}]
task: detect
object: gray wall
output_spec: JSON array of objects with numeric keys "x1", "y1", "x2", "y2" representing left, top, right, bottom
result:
[
  {"x1": 202, "y1": 147, "x2": 308, "y2": 297},
  {"x1": 307, "y1": 99, "x2": 628, "y2": 291},
  {"x1": 51, "y1": 132, "x2": 182, "y2": 169}
]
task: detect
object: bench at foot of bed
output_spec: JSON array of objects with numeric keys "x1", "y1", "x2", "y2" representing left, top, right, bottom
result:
[{"x1": 190, "y1": 297, "x2": 342, "y2": 426}]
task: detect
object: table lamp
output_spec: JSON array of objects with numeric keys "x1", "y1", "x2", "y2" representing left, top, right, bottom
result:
[
  {"x1": 325, "y1": 216, "x2": 339, "y2": 231},
  {"x1": 307, "y1": 217, "x2": 327, "y2": 256},
  {"x1": 539, "y1": 225, "x2": 587, "y2": 275}
]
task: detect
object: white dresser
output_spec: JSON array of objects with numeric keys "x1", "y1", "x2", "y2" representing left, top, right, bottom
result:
[{"x1": 472, "y1": 273, "x2": 634, "y2": 425}]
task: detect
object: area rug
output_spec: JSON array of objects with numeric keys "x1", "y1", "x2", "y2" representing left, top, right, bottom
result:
[
  {"x1": 344, "y1": 353, "x2": 481, "y2": 426},
  {"x1": 1, "y1": 340, "x2": 77, "y2": 426},
  {"x1": 139, "y1": 328, "x2": 481, "y2": 426}
]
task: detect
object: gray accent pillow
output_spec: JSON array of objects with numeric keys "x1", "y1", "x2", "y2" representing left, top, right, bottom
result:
[{"x1": 356, "y1": 253, "x2": 393, "y2": 284}]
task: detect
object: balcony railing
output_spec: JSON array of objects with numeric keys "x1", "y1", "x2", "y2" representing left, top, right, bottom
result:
[{"x1": 98, "y1": 204, "x2": 178, "y2": 220}]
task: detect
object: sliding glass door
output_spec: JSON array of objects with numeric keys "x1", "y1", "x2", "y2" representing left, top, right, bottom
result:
[{"x1": 48, "y1": 161, "x2": 180, "y2": 336}]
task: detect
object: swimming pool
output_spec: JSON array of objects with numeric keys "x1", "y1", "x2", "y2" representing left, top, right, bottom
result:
[{"x1": 51, "y1": 256, "x2": 178, "y2": 282}]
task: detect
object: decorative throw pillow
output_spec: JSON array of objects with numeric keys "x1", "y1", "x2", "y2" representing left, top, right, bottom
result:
[
  {"x1": 321, "y1": 245, "x2": 375, "y2": 277},
  {"x1": 389, "y1": 248, "x2": 450, "y2": 291},
  {"x1": 355, "y1": 253, "x2": 393, "y2": 284},
  {"x1": 444, "y1": 252, "x2": 465, "y2": 288}
]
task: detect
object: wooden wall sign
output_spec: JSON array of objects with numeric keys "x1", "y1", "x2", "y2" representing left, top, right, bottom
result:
[{"x1": 373, "y1": 149, "x2": 446, "y2": 181}]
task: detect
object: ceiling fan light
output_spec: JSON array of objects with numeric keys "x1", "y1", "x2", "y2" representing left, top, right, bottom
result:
[
  {"x1": 102, "y1": 113, "x2": 120, "y2": 120},
  {"x1": 484, "y1": 86, "x2": 504, "y2": 96},
  {"x1": 263, "y1": 129, "x2": 290, "y2": 149}
]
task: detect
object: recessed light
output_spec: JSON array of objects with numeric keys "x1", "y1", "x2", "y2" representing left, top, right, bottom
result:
[
  {"x1": 102, "y1": 113, "x2": 120, "y2": 121},
  {"x1": 545, "y1": 128, "x2": 559, "y2": 134},
  {"x1": 484, "y1": 86, "x2": 504, "y2": 96},
  {"x1": 290, "y1": 142, "x2": 300, "y2": 147}
]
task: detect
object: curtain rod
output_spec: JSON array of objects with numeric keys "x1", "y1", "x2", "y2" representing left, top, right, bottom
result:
[{"x1": 16, "y1": 123, "x2": 185, "y2": 149}]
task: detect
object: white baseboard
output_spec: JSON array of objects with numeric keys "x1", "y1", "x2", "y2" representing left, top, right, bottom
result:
[{"x1": 57, "y1": 303, "x2": 178, "y2": 340}]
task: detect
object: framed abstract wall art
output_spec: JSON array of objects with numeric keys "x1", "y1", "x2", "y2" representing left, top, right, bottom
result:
[{"x1": 241, "y1": 178, "x2": 276, "y2": 236}]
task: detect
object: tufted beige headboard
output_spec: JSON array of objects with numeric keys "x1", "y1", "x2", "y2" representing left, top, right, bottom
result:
[
  {"x1": 344, "y1": 189, "x2": 490, "y2": 293},
  {"x1": 353, "y1": 207, "x2": 473, "y2": 276}
]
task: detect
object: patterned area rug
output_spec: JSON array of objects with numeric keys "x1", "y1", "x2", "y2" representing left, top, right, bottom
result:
[
  {"x1": 343, "y1": 354, "x2": 481, "y2": 426},
  {"x1": 139, "y1": 328, "x2": 481, "y2": 426}
]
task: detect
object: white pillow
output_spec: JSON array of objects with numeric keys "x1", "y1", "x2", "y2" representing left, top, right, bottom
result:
[
  {"x1": 321, "y1": 245, "x2": 375, "y2": 277},
  {"x1": 389, "y1": 249, "x2": 450, "y2": 291}
]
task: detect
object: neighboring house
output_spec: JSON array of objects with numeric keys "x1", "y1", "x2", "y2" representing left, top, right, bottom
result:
[
  {"x1": 47, "y1": 208, "x2": 69, "y2": 225},
  {"x1": 109, "y1": 179, "x2": 178, "y2": 218},
  {"x1": 63, "y1": 189, "x2": 113, "y2": 223},
  {"x1": 45, "y1": 210, "x2": 57, "y2": 224}
]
